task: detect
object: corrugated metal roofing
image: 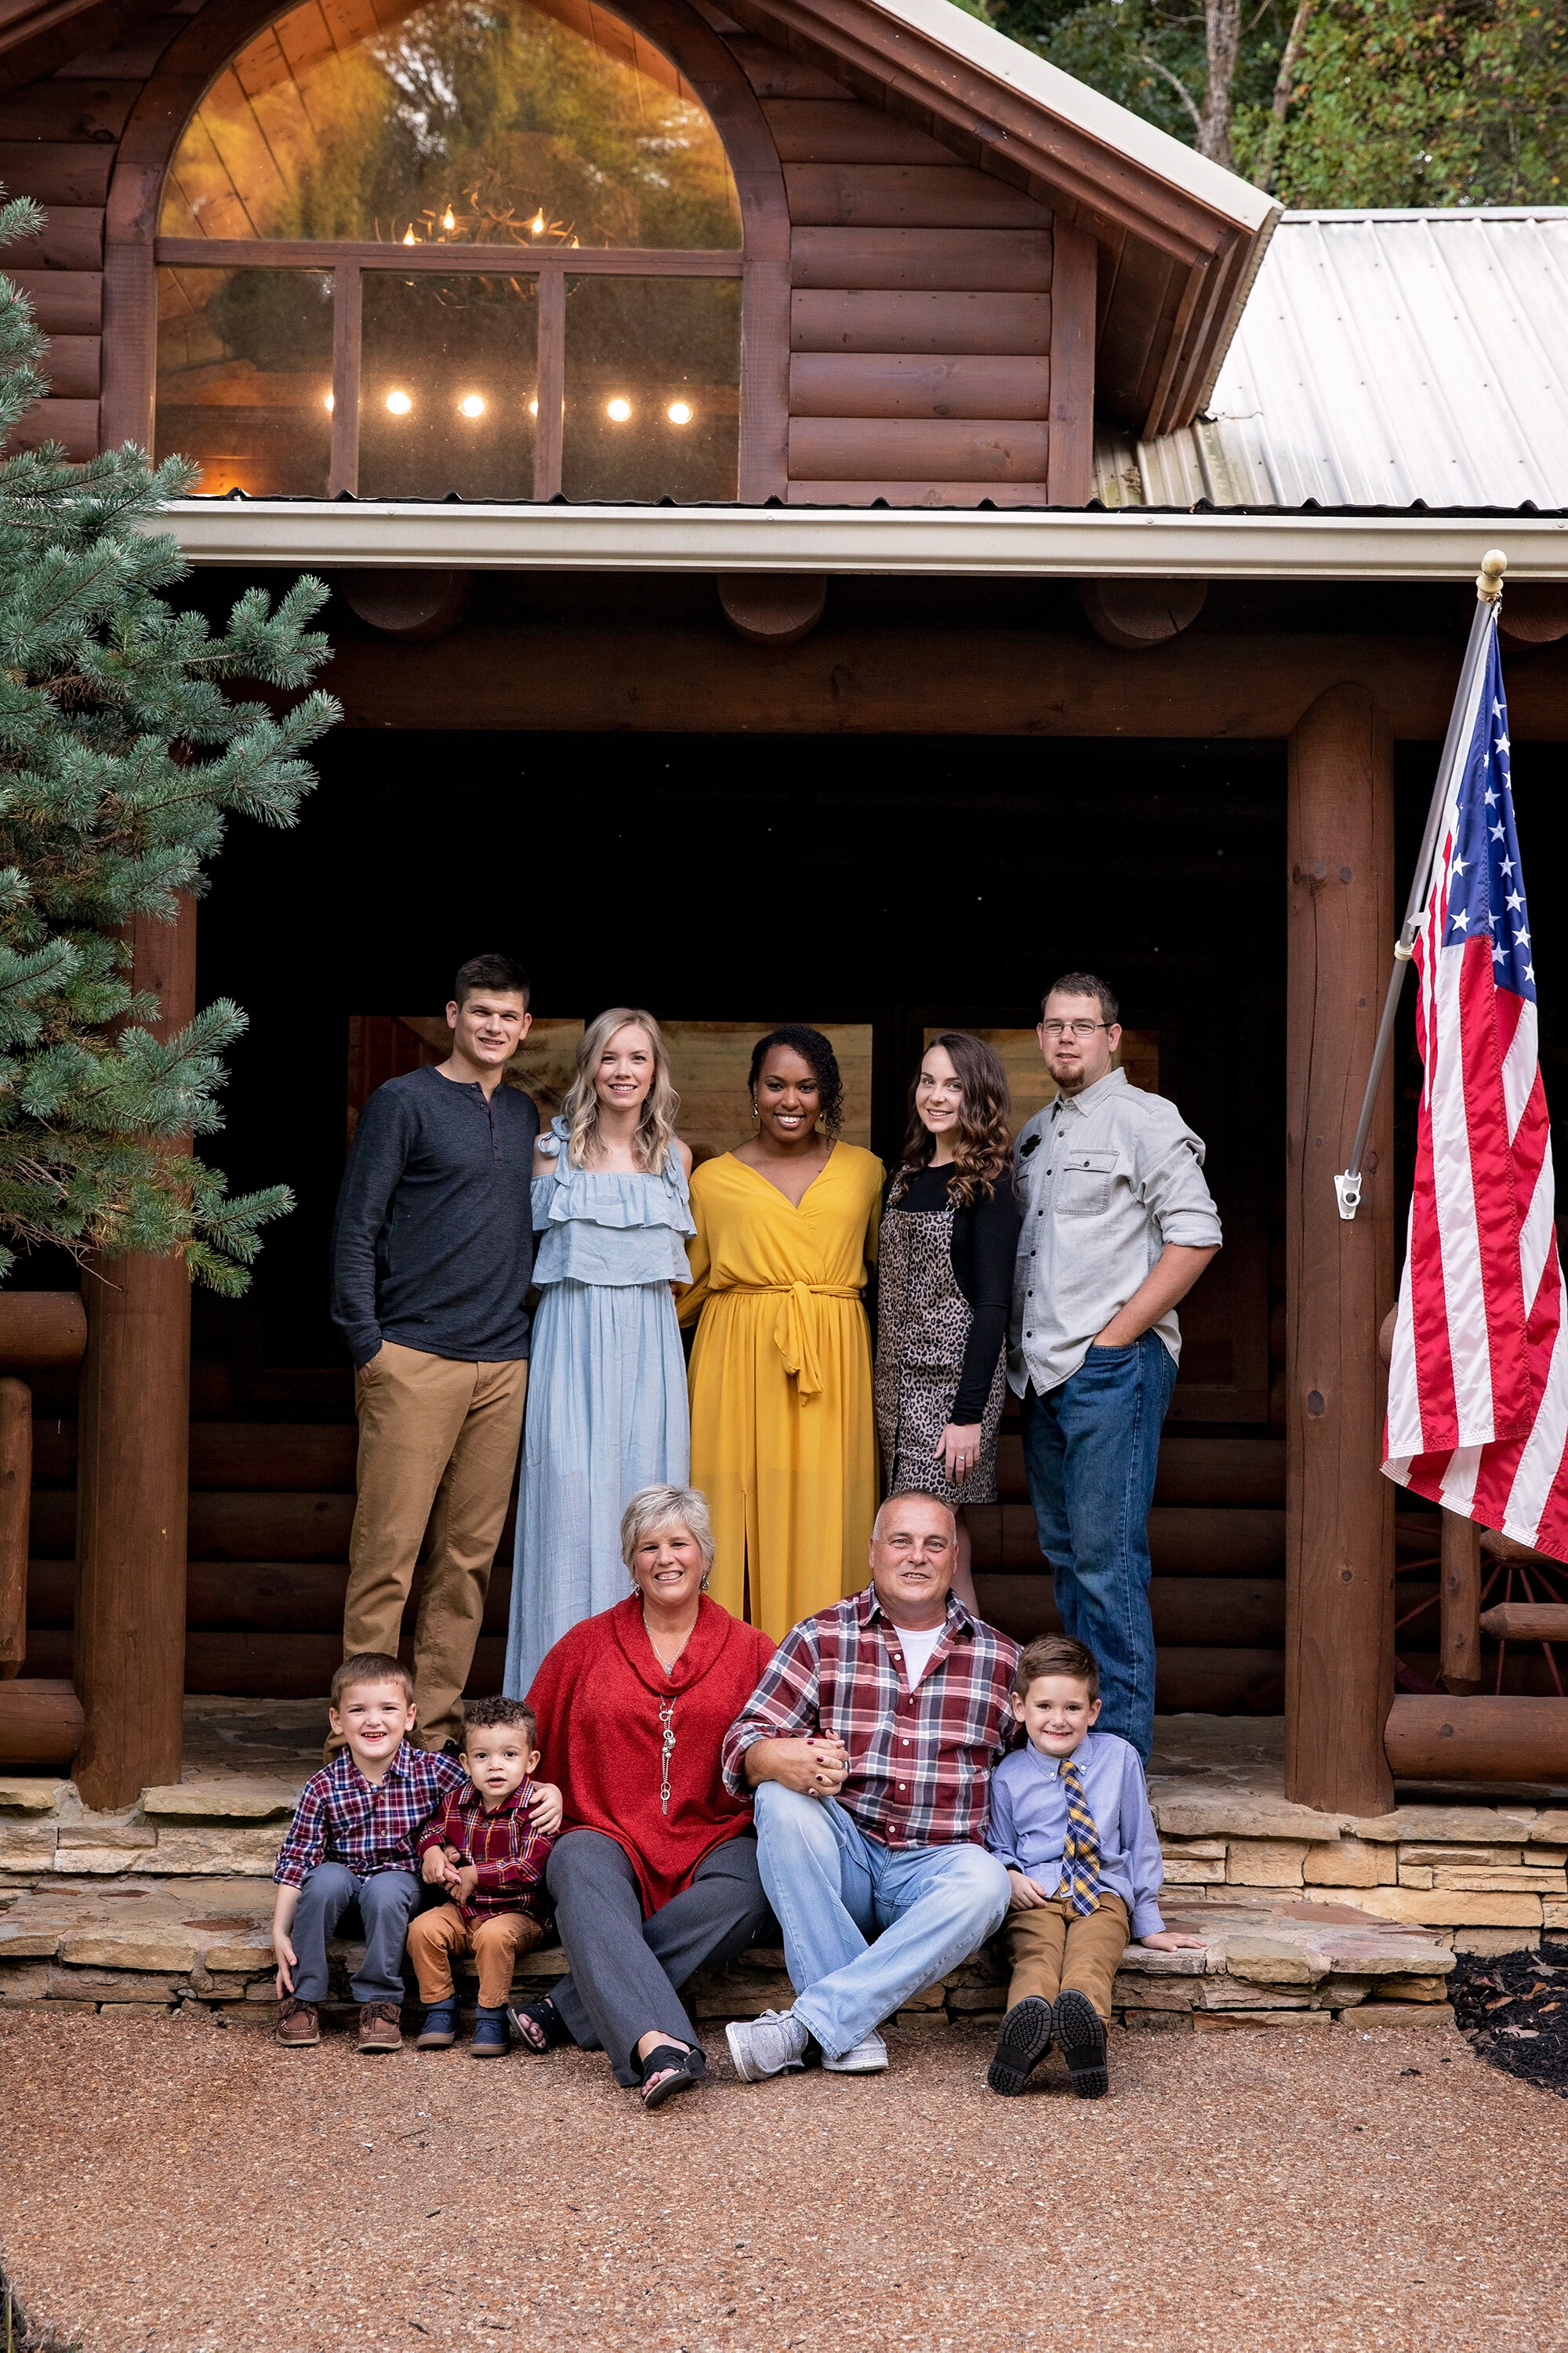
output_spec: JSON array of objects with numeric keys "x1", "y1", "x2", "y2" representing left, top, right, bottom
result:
[{"x1": 1094, "y1": 209, "x2": 1568, "y2": 511}]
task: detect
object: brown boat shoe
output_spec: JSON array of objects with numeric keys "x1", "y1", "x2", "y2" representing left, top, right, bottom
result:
[
  {"x1": 359, "y1": 1999, "x2": 404, "y2": 2053},
  {"x1": 276, "y1": 1998, "x2": 319, "y2": 2048}
]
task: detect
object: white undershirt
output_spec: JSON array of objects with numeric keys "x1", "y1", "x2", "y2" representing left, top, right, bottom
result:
[{"x1": 894, "y1": 1621, "x2": 945, "y2": 1689}]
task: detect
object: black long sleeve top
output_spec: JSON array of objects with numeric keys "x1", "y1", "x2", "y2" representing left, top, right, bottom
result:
[
  {"x1": 330, "y1": 1064, "x2": 539, "y2": 1368},
  {"x1": 887, "y1": 1164, "x2": 1022, "y2": 1422}
]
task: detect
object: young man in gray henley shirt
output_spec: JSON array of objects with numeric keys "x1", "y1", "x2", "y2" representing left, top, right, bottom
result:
[
  {"x1": 1009, "y1": 971, "x2": 1221, "y2": 1763},
  {"x1": 330, "y1": 953, "x2": 539, "y2": 1754}
]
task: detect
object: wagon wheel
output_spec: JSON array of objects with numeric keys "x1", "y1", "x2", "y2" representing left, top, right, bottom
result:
[{"x1": 1392, "y1": 1521, "x2": 1568, "y2": 1694}]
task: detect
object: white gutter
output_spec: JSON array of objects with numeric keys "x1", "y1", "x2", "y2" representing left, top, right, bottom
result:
[{"x1": 157, "y1": 499, "x2": 1568, "y2": 579}]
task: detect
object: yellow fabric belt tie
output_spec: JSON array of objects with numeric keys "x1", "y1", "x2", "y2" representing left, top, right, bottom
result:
[{"x1": 726, "y1": 1283, "x2": 863, "y2": 1399}]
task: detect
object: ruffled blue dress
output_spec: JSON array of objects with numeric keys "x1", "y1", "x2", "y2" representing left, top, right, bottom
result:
[{"x1": 503, "y1": 1118, "x2": 696, "y2": 1697}]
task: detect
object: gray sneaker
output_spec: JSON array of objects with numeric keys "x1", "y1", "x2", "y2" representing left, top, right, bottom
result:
[
  {"x1": 725, "y1": 2008, "x2": 810, "y2": 2082},
  {"x1": 823, "y1": 2030, "x2": 888, "y2": 2075}
]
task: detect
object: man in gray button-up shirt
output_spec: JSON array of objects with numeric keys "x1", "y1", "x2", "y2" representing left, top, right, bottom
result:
[{"x1": 1009, "y1": 971, "x2": 1221, "y2": 1761}]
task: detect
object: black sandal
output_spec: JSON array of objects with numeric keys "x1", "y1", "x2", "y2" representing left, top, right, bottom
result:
[
  {"x1": 638, "y1": 2040, "x2": 705, "y2": 2111},
  {"x1": 507, "y1": 1995, "x2": 570, "y2": 2054}
]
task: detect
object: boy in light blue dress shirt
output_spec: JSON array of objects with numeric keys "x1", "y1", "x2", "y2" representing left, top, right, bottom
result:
[{"x1": 985, "y1": 1632, "x2": 1202, "y2": 2099}]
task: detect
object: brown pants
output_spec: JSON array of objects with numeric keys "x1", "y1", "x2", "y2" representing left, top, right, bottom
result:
[
  {"x1": 339, "y1": 1341, "x2": 528, "y2": 1753},
  {"x1": 406, "y1": 1902, "x2": 545, "y2": 2009},
  {"x1": 1004, "y1": 1890, "x2": 1131, "y2": 2022}
]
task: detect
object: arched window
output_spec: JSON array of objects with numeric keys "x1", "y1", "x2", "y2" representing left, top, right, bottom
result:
[{"x1": 154, "y1": 0, "x2": 744, "y2": 500}]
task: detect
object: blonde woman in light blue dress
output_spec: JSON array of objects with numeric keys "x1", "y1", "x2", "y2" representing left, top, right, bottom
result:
[{"x1": 504, "y1": 1008, "x2": 695, "y2": 1696}]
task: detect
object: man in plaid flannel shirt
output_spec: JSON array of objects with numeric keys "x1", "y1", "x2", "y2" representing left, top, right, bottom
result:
[{"x1": 720, "y1": 1491, "x2": 1018, "y2": 2080}]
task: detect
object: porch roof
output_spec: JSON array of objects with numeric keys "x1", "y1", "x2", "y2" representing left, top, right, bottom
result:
[{"x1": 1100, "y1": 210, "x2": 1568, "y2": 512}]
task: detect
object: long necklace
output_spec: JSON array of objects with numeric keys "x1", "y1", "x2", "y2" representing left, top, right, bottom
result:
[{"x1": 658, "y1": 1698, "x2": 677, "y2": 1814}]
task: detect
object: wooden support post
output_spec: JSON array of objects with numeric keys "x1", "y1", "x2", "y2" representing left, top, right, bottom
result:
[
  {"x1": 1285, "y1": 684, "x2": 1396, "y2": 1815},
  {"x1": 0, "y1": 1378, "x2": 29, "y2": 1677},
  {"x1": 72, "y1": 897, "x2": 195, "y2": 1810},
  {"x1": 1439, "y1": 1509, "x2": 1483, "y2": 1693}
]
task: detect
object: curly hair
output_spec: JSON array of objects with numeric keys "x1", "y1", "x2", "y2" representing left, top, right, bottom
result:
[
  {"x1": 561, "y1": 1006, "x2": 680, "y2": 1173},
  {"x1": 747, "y1": 1025, "x2": 844, "y2": 1137},
  {"x1": 891, "y1": 1031, "x2": 1012, "y2": 1210}
]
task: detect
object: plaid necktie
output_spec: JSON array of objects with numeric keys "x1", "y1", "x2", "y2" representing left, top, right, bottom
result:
[{"x1": 1058, "y1": 1759, "x2": 1102, "y2": 1915}]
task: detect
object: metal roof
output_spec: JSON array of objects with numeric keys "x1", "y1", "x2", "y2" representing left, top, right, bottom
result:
[{"x1": 1094, "y1": 209, "x2": 1568, "y2": 512}]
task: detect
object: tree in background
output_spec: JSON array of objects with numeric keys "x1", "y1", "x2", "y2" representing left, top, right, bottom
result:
[
  {"x1": 974, "y1": 0, "x2": 1568, "y2": 203},
  {"x1": 0, "y1": 190, "x2": 337, "y2": 1291}
]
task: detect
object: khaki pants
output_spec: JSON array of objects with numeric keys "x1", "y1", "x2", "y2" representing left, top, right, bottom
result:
[
  {"x1": 406, "y1": 1901, "x2": 545, "y2": 2008},
  {"x1": 1004, "y1": 1890, "x2": 1131, "y2": 2022},
  {"x1": 339, "y1": 1341, "x2": 528, "y2": 1752}
]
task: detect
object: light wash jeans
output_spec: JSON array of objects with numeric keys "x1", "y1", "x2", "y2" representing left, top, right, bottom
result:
[
  {"x1": 752, "y1": 1781, "x2": 1010, "y2": 2059},
  {"x1": 1019, "y1": 1330, "x2": 1178, "y2": 1764}
]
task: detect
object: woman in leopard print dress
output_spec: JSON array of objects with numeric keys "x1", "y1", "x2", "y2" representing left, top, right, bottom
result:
[{"x1": 874, "y1": 1032, "x2": 1020, "y2": 1614}]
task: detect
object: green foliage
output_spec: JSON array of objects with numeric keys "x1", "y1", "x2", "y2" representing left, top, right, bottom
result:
[
  {"x1": 1258, "y1": 0, "x2": 1568, "y2": 206},
  {"x1": 0, "y1": 198, "x2": 339, "y2": 1292},
  {"x1": 981, "y1": 0, "x2": 1568, "y2": 205},
  {"x1": 978, "y1": 0, "x2": 1298, "y2": 155}
]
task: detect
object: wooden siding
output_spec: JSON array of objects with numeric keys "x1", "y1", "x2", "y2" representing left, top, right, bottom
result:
[
  {"x1": 738, "y1": 46, "x2": 1084, "y2": 507},
  {"x1": 0, "y1": 12, "x2": 190, "y2": 458}
]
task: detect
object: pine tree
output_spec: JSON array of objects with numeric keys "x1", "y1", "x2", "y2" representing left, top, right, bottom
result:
[{"x1": 0, "y1": 191, "x2": 338, "y2": 1292}]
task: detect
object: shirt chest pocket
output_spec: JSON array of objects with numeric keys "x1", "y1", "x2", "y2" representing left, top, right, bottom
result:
[{"x1": 1054, "y1": 1149, "x2": 1120, "y2": 1216}]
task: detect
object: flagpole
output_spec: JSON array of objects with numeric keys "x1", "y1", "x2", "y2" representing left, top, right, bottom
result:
[{"x1": 1333, "y1": 549, "x2": 1508, "y2": 1221}]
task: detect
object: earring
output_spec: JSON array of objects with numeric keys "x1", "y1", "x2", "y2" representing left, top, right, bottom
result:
[{"x1": 750, "y1": 1102, "x2": 758, "y2": 1120}]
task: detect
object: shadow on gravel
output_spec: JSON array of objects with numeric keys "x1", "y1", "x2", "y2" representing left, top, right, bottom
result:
[{"x1": 1450, "y1": 1938, "x2": 1568, "y2": 2096}]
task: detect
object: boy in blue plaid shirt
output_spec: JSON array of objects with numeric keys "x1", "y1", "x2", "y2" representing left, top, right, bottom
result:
[{"x1": 270, "y1": 1651, "x2": 560, "y2": 2053}]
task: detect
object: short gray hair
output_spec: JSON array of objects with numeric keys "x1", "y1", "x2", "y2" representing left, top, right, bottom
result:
[
  {"x1": 873, "y1": 1490, "x2": 957, "y2": 1538},
  {"x1": 620, "y1": 1484, "x2": 716, "y2": 1570}
]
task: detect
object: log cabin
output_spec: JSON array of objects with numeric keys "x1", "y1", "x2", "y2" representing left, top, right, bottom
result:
[{"x1": 0, "y1": 0, "x2": 1565, "y2": 1820}]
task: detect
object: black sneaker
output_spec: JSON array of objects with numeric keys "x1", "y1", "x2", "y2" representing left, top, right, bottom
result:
[
  {"x1": 986, "y1": 1996, "x2": 1054, "y2": 2097},
  {"x1": 1053, "y1": 1988, "x2": 1109, "y2": 2099}
]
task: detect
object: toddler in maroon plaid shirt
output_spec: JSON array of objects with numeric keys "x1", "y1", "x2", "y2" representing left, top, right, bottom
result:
[{"x1": 408, "y1": 1695, "x2": 554, "y2": 2055}]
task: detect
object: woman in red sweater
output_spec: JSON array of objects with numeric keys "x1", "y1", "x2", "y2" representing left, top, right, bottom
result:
[{"x1": 519, "y1": 1484, "x2": 776, "y2": 2109}]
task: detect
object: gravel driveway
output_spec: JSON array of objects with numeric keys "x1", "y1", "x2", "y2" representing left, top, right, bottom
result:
[{"x1": 2, "y1": 2006, "x2": 1563, "y2": 2352}]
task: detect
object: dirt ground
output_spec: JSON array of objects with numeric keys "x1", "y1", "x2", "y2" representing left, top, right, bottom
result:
[{"x1": 3, "y1": 2006, "x2": 1566, "y2": 2353}]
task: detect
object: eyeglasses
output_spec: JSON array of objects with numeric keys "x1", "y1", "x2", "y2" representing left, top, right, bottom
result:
[{"x1": 1040, "y1": 1019, "x2": 1110, "y2": 1040}]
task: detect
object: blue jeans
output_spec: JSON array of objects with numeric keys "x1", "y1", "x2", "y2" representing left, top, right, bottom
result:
[
  {"x1": 1019, "y1": 1331, "x2": 1178, "y2": 1763},
  {"x1": 752, "y1": 1782, "x2": 1010, "y2": 2059},
  {"x1": 289, "y1": 1862, "x2": 422, "y2": 2004}
]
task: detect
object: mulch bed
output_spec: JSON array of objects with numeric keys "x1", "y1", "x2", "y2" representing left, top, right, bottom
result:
[{"x1": 1450, "y1": 1940, "x2": 1568, "y2": 2096}]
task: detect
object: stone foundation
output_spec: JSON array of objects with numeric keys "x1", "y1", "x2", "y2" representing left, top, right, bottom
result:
[{"x1": 7, "y1": 1708, "x2": 1564, "y2": 2035}]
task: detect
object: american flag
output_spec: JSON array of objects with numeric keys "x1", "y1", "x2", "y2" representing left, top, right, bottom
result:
[{"x1": 1384, "y1": 626, "x2": 1568, "y2": 1558}]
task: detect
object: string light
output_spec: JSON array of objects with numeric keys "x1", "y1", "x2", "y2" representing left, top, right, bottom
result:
[
  {"x1": 386, "y1": 390, "x2": 412, "y2": 415},
  {"x1": 458, "y1": 393, "x2": 485, "y2": 418},
  {"x1": 606, "y1": 397, "x2": 631, "y2": 422},
  {"x1": 441, "y1": 205, "x2": 456, "y2": 231},
  {"x1": 402, "y1": 226, "x2": 417, "y2": 245},
  {"x1": 666, "y1": 401, "x2": 693, "y2": 426},
  {"x1": 529, "y1": 210, "x2": 546, "y2": 236},
  {"x1": 528, "y1": 398, "x2": 539, "y2": 416},
  {"x1": 323, "y1": 391, "x2": 334, "y2": 412}
]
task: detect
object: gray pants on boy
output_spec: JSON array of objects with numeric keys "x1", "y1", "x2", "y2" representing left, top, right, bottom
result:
[{"x1": 289, "y1": 1863, "x2": 420, "y2": 2004}]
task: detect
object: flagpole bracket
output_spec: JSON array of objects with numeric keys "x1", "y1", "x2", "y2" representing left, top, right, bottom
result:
[{"x1": 1335, "y1": 1170, "x2": 1363, "y2": 1222}]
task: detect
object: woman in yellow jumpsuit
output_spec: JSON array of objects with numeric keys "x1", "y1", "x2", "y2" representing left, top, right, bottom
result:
[{"x1": 680, "y1": 1026, "x2": 883, "y2": 1638}]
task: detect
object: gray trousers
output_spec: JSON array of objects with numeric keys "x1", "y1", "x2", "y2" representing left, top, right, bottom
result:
[
  {"x1": 290, "y1": 1862, "x2": 420, "y2": 2004},
  {"x1": 547, "y1": 1828, "x2": 774, "y2": 2086}
]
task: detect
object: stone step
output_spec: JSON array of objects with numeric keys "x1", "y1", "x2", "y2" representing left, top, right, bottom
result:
[{"x1": 0, "y1": 1876, "x2": 1461, "y2": 2035}]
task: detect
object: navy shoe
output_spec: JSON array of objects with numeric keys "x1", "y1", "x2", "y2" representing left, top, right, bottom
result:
[
  {"x1": 416, "y1": 1998, "x2": 459, "y2": 2050},
  {"x1": 472, "y1": 2003, "x2": 512, "y2": 2057}
]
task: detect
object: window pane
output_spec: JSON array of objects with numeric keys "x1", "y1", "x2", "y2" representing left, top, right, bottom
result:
[
  {"x1": 359, "y1": 272, "x2": 537, "y2": 499},
  {"x1": 561, "y1": 277, "x2": 739, "y2": 503},
  {"x1": 154, "y1": 265, "x2": 332, "y2": 496},
  {"x1": 161, "y1": 0, "x2": 740, "y2": 251}
]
